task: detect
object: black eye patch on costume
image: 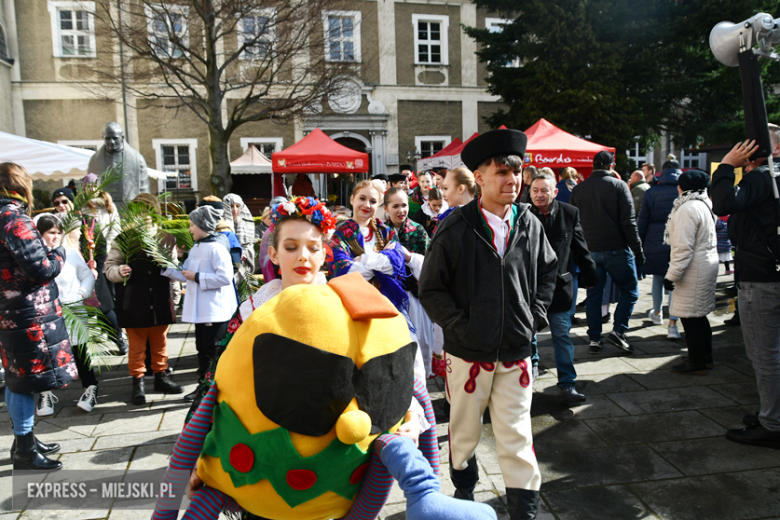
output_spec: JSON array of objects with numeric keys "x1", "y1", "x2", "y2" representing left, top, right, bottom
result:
[{"x1": 253, "y1": 333, "x2": 416, "y2": 437}]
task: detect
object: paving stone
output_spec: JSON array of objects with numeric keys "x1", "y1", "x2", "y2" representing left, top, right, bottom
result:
[
  {"x1": 128, "y1": 442, "x2": 176, "y2": 470},
  {"x1": 533, "y1": 419, "x2": 607, "y2": 453},
  {"x1": 563, "y1": 357, "x2": 638, "y2": 376},
  {"x1": 534, "y1": 373, "x2": 646, "y2": 396},
  {"x1": 649, "y1": 436, "x2": 780, "y2": 476},
  {"x1": 542, "y1": 485, "x2": 657, "y2": 520},
  {"x1": 0, "y1": 513, "x2": 21, "y2": 520},
  {"x1": 586, "y1": 410, "x2": 724, "y2": 446},
  {"x1": 605, "y1": 386, "x2": 738, "y2": 415},
  {"x1": 697, "y1": 405, "x2": 755, "y2": 429},
  {"x1": 630, "y1": 339, "x2": 687, "y2": 355},
  {"x1": 708, "y1": 382, "x2": 761, "y2": 405},
  {"x1": 630, "y1": 468, "x2": 780, "y2": 520},
  {"x1": 92, "y1": 430, "x2": 180, "y2": 451},
  {"x1": 621, "y1": 354, "x2": 688, "y2": 372},
  {"x1": 626, "y1": 365, "x2": 750, "y2": 390},
  {"x1": 538, "y1": 445, "x2": 682, "y2": 491},
  {"x1": 92, "y1": 410, "x2": 163, "y2": 437},
  {"x1": 57, "y1": 446, "x2": 134, "y2": 470},
  {"x1": 533, "y1": 394, "x2": 629, "y2": 421}
]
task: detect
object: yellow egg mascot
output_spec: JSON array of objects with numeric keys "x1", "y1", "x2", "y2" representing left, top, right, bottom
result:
[{"x1": 153, "y1": 273, "x2": 496, "y2": 520}]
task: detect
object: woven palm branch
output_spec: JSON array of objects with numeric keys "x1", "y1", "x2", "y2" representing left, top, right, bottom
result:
[
  {"x1": 59, "y1": 166, "x2": 124, "y2": 235},
  {"x1": 61, "y1": 302, "x2": 117, "y2": 373}
]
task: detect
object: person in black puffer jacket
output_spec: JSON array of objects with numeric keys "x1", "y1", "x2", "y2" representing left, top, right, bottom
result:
[
  {"x1": 0, "y1": 162, "x2": 76, "y2": 471},
  {"x1": 637, "y1": 159, "x2": 682, "y2": 340}
]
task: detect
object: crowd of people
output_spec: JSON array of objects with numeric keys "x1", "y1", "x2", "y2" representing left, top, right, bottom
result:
[{"x1": 1, "y1": 122, "x2": 779, "y2": 520}]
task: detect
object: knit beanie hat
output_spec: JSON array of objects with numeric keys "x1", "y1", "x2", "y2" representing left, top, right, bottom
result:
[
  {"x1": 82, "y1": 173, "x2": 100, "y2": 189},
  {"x1": 189, "y1": 205, "x2": 221, "y2": 234},
  {"x1": 678, "y1": 169, "x2": 710, "y2": 192},
  {"x1": 132, "y1": 192, "x2": 160, "y2": 214},
  {"x1": 52, "y1": 187, "x2": 75, "y2": 203}
]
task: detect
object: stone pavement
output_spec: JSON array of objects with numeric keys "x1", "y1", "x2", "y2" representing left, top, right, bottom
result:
[{"x1": 2, "y1": 272, "x2": 780, "y2": 520}]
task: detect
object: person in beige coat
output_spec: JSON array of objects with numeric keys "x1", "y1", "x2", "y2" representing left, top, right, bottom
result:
[{"x1": 663, "y1": 170, "x2": 719, "y2": 375}]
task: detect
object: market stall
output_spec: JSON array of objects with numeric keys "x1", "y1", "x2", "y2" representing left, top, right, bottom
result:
[
  {"x1": 230, "y1": 144, "x2": 273, "y2": 214},
  {"x1": 271, "y1": 128, "x2": 369, "y2": 203},
  {"x1": 523, "y1": 118, "x2": 615, "y2": 178}
]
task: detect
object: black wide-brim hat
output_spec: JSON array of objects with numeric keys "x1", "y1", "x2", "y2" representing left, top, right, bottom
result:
[
  {"x1": 461, "y1": 129, "x2": 528, "y2": 171},
  {"x1": 372, "y1": 173, "x2": 389, "y2": 182},
  {"x1": 388, "y1": 174, "x2": 407, "y2": 183}
]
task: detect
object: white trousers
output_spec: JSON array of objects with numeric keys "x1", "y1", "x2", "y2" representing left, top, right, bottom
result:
[{"x1": 445, "y1": 353, "x2": 541, "y2": 490}]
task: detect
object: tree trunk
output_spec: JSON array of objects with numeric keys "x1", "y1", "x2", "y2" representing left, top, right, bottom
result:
[{"x1": 209, "y1": 128, "x2": 232, "y2": 198}]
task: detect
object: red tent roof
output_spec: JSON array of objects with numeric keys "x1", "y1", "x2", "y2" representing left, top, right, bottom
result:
[
  {"x1": 428, "y1": 138, "x2": 462, "y2": 160},
  {"x1": 271, "y1": 128, "x2": 369, "y2": 174},
  {"x1": 523, "y1": 118, "x2": 615, "y2": 169}
]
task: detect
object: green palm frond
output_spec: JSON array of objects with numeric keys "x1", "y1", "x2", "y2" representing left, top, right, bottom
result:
[
  {"x1": 61, "y1": 302, "x2": 117, "y2": 373},
  {"x1": 60, "y1": 166, "x2": 124, "y2": 235},
  {"x1": 236, "y1": 272, "x2": 262, "y2": 303}
]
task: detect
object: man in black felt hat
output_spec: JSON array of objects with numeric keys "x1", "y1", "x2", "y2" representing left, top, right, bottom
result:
[
  {"x1": 388, "y1": 173, "x2": 409, "y2": 191},
  {"x1": 570, "y1": 151, "x2": 644, "y2": 356},
  {"x1": 419, "y1": 128, "x2": 557, "y2": 519}
]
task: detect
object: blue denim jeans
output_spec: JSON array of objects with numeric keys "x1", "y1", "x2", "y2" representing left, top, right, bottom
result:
[
  {"x1": 738, "y1": 281, "x2": 780, "y2": 432},
  {"x1": 586, "y1": 249, "x2": 639, "y2": 341},
  {"x1": 549, "y1": 311, "x2": 577, "y2": 388},
  {"x1": 651, "y1": 275, "x2": 678, "y2": 320},
  {"x1": 5, "y1": 387, "x2": 35, "y2": 435}
]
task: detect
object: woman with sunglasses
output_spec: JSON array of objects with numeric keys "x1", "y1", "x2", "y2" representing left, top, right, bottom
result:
[{"x1": 153, "y1": 198, "x2": 453, "y2": 520}]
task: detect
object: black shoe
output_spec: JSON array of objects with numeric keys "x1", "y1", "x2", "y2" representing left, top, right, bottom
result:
[
  {"x1": 725, "y1": 313, "x2": 741, "y2": 326},
  {"x1": 115, "y1": 338, "x2": 128, "y2": 356},
  {"x1": 131, "y1": 376, "x2": 146, "y2": 405},
  {"x1": 602, "y1": 312, "x2": 611, "y2": 324},
  {"x1": 560, "y1": 386, "x2": 587, "y2": 403},
  {"x1": 12, "y1": 432, "x2": 62, "y2": 471},
  {"x1": 605, "y1": 331, "x2": 633, "y2": 353},
  {"x1": 11, "y1": 433, "x2": 60, "y2": 457},
  {"x1": 185, "y1": 377, "x2": 204, "y2": 401},
  {"x1": 453, "y1": 487, "x2": 475, "y2": 501},
  {"x1": 570, "y1": 316, "x2": 580, "y2": 326},
  {"x1": 154, "y1": 372, "x2": 184, "y2": 394},
  {"x1": 743, "y1": 412, "x2": 760, "y2": 426},
  {"x1": 588, "y1": 340, "x2": 602, "y2": 355},
  {"x1": 671, "y1": 362, "x2": 707, "y2": 375},
  {"x1": 682, "y1": 356, "x2": 714, "y2": 369},
  {"x1": 726, "y1": 423, "x2": 780, "y2": 448},
  {"x1": 506, "y1": 488, "x2": 539, "y2": 520}
]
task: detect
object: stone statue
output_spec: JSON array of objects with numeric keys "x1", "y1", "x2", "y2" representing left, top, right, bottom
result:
[{"x1": 87, "y1": 122, "x2": 150, "y2": 203}]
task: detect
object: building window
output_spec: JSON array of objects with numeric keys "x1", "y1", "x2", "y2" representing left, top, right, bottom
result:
[
  {"x1": 681, "y1": 147, "x2": 706, "y2": 169},
  {"x1": 239, "y1": 10, "x2": 275, "y2": 60},
  {"x1": 0, "y1": 24, "x2": 9, "y2": 62},
  {"x1": 323, "y1": 11, "x2": 361, "y2": 62},
  {"x1": 412, "y1": 14, "x2": 449, "y2": 65},
  {"x1": 485, "y1": 18, "x2": 520, "y2": 68},
  {"x1": 240, "y1": 137, "x2": 283, "y2": 156},
  {"x1": 627, "y1": 142, "x2": 653, "y2": 168},
  {"x1": 145, "y1": 4, "x2": 189, "y2": 58},
  {"x1": 153, "y1": 139, "x2": 198, "y2": 192},
  {"x1": 58, "y1": 140, "x2": 104, "y2": 152},
  {"x1": 415, "y1": 136, "x2": 451, "y2": 158},
  {"x1": 47, "y1": 1, "x2": 97, "y2": 58}
]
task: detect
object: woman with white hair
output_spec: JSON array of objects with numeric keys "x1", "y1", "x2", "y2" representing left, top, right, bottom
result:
[{"x1": 222, "y1": 193, "x2": 256, "y2": 274}]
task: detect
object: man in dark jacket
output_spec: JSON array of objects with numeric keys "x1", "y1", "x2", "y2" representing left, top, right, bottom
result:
[
  {"x1": 529, "y1": 171, "x2": 598, "y2": 403},
  {"x1": 711, "y1": 135, "x2": 780, "y2": 449},
  {"x1": 570, "y1": 151, "x2": 645, "y2": 355},
  {"x1": 419, "y1": 129, "x2": 557, "y2": 520}
]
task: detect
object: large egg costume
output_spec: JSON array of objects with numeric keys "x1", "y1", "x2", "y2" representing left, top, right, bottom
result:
[{"x1": 198, "y1": 272, "x2": 416, "y2": 520}]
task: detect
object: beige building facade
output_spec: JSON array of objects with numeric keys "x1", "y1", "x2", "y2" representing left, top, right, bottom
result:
[{"x1": 2, "y1": 0, "x2": 509, "y2": 206}]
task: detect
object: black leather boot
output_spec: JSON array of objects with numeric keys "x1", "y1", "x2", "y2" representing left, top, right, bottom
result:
[
  {"x1": 450, "y1": 455, "x2": 479, "y2": 501},
  {"x1": 11, "y1": 432, "x2": 60, "y2": 457},
  {"x1": 131, "y1": 376, "x2": 146, "y2": 405},
  {"x1": 13, "y1": 432, "x2": 62, "y2": 470},
  {"x1": 184, "y1": 378, "x2": 204, "y2": 401},
  {"x1": 506, "y1": 488, "x2": 539, "y2": 520},
  {"x1": 154, "y1": 372, "x2": 184, "y2": 394}
]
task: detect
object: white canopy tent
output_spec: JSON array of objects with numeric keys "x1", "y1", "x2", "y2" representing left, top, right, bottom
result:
[
  {"x1": 0, "y1": 131, "x2": 173, "y2": 181},
  {"x1": 230, "y1": 144, "x2": 273, "y2": 174}
]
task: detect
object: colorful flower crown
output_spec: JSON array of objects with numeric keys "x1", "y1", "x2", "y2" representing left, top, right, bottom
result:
[{"x1": 271, "y1": 197, "x2": 337, "y2": 234}]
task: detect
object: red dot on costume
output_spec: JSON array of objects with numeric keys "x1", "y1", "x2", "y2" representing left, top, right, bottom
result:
[
  {"x1": 229, "y1": 443, "x2": 254, "y2": 473},
  {"x1": 287, "y1": 469, "x2": 317, "y2": 490},
  {"x1": 350, "y1": 463, "x2": 370, "y2": 485}
]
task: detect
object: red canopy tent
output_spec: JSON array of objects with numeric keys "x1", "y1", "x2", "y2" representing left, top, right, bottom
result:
[
  {"x1": 523, "y1": 118, "x2": 615, "y2": 177},
  {"x1": 442, "y1": 132, "x2": 480, "y2": 169},
  {"x1": 417, "y1": 138, "x2": 462, "y2": 171},
  {"x1": 271, "y1": 128, "x2": 369, "y2": 197}
]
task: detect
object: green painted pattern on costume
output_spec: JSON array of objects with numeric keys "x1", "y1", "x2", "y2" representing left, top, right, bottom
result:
[{"x1": 202, "y1": 400, "x2": 370, "y2": 508}]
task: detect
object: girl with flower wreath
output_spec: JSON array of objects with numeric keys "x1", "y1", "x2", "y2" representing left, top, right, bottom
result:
[
  {"x1": 382, "y1": 187, "x2": 439, "y2": 378},
  {"x1": 329, "y1": 181, "x2": 427, "y2": 383}
]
